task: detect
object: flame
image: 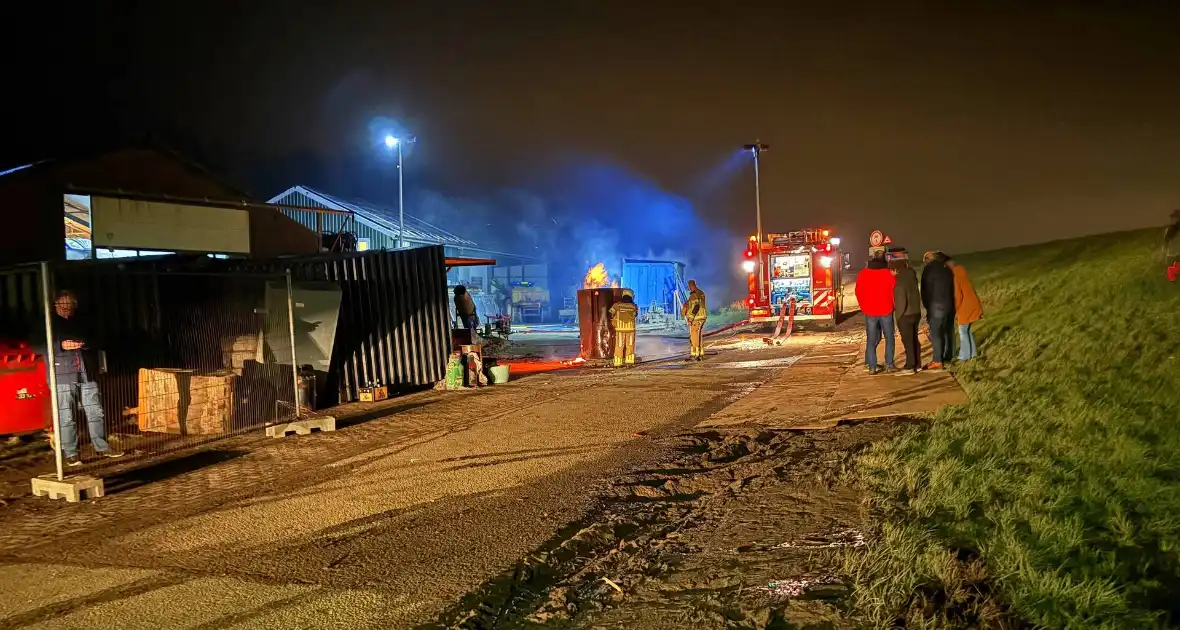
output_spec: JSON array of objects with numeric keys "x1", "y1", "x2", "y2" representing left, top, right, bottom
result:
[
  {"x1": 584, "y1": 263, "x2": 610, "y2": 289},
  {"x1": 610, "y1": 279, "x2": 620, "y2": 288},
  {"x1": 561, "y1": 356, "x2": 586, "y2": 366}
]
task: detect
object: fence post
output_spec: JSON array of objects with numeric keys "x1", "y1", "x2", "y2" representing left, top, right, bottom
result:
[
  {"x1": 39, "y1": 262, "x2": 64, "y2": 481},
  {"x1": 286, "y1": 270, "x2": 300, "y2": 418}
]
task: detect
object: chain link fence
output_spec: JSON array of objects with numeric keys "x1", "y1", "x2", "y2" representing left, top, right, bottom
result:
[{"x1": 2, "y1": 261, "x2": 305, "y2": 480}]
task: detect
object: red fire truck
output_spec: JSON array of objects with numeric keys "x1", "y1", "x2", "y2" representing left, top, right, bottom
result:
[{"x1": 742, "y1": 228, "x2": 845, "y2": 327}]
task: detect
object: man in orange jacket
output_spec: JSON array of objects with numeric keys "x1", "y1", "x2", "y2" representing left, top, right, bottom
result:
[
  {"x1": 855, "y1": 255, "x2": 897, "y2": 374},
  {"x1": 946, "y1": 256, "x2": 983, "y2": 361}
]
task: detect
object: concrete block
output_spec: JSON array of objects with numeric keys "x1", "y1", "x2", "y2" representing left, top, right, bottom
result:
[
  {"x1": 31, "y1": 474, "x2": 105, "y2": 503},
  {"x1": 266, "y1": 416, "x2": 337, "y2": 438}
]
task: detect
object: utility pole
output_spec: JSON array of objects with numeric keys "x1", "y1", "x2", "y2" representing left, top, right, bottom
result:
[
  {"x1": 743, "y1": 140, "x2": 770, "y2": 301},
  {"x1": 396, "y1": 139, "x2": 404, "y2": 249},
  {"x1": 384, "y1": 135, "x2": 417, "y2": 249}
]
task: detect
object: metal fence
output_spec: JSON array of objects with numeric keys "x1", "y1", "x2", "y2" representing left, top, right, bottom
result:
[
  {"x1": 229, "y1": 246, "x2": 452, "y2": 404},
  {"x1": 1, "y1": 262, "x2": 302, "y2": 481}
]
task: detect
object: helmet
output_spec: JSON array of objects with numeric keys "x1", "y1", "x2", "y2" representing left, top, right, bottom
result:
[{"x1": 622, "y1": 288, "x2": 634, "y2": 298}]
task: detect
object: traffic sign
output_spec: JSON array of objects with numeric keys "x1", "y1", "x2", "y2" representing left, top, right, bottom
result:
[
  {"x1": 883, "y1": 235, "x2": 893, "y2": 245},
  {"x1": 869, "y1": 230, "x2": 884, "y2": 247}
]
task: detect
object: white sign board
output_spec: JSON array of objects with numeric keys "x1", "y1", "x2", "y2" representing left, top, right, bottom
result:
[{"x1": 91, "y1": 196, "x2": 251, "y2": 254}]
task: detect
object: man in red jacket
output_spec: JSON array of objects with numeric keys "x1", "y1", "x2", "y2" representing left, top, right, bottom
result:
[{"x1": 855, "y1": 255, "x2": 897, "y2": 374}]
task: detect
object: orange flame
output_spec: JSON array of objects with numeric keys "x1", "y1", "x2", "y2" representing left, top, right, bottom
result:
[
  {"x1": 583, "y1": 263, "x2": 610, "y2": 289},
  {"x1": 561, "y1": 356, "x2": 586, "y2": 366}
]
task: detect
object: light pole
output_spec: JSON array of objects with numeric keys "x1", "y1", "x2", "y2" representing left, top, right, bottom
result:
[
  {"x1": 385, "y1": 134, "x2": 417, "y2": 249},
  {"x1": 743, "y1": 140, "x2": 770, "y2": 301}
]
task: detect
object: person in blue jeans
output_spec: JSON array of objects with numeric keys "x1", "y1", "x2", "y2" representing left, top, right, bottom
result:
[
  {"x1": 855, "y1": 255, "x2": 897, "y2": 374},
  {"x1": 920, "y1": 252, "x2": 957, "y2": 369},
  {"x1": 51, "y1": 290, "x2": 122, "y2": 467}
]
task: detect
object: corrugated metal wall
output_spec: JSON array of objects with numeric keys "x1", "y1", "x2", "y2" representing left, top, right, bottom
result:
[
  {"x1": 622, "y1": 260, "x2": 687, "y2": 316},
  {"x1": 0, "y1": 245, "x2": 451, "y2": 408},
  {"x1": 0, "y1": 264, "x2": 45, "y2": 340},
  {"x1": 229, "y1": 246, "x2": 451, "y2": 402}
]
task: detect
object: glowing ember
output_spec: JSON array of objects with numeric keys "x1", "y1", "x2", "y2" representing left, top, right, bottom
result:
[
  {"x1": 583, "y1": 263, "x2": 610, "y2": 289},
  {"x1": 561, "y1": 356, "x2": 586, "y2": 366}
]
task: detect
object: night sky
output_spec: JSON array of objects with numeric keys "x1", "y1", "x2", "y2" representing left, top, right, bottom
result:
[{"x1": 9, "y1": 2, "x2": 1180, "y2": 292}]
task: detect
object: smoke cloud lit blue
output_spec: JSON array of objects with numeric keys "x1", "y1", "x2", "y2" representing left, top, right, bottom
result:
[{"x1": 414, "y1": 160, "x2": 741, "y2": 303}]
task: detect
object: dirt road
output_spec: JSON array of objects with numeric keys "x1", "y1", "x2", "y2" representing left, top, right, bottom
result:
[{"x1": 0, "y1": 319, "x2": 959, "y2": 629}]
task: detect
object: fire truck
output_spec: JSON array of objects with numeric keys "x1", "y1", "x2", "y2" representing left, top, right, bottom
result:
[{"x1": 742, "y1": 228, "x2": 845, "y2": 327}]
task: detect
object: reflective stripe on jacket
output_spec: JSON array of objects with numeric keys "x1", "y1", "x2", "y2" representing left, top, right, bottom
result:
[
  {"x1": 609, "y1": 302, "x2": 639, "y2": 331},
  {"x1": 685, "y1": 289, "x2": 707, "y2": 322}
]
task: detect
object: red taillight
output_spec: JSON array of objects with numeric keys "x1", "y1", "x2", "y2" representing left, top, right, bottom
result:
[
  {"x1": 748, "y1": 297, "x2": 755, "y2": 305},
  {"x1": 744, "y1": 250, "x2": 754, "y2": 258}
]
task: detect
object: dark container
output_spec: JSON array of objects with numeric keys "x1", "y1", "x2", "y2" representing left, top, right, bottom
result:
[{"x1": 577, "y1": 288, "x2": 626, "y2": 360}]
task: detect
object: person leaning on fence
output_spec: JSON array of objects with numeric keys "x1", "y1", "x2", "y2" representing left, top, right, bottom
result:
[
  {"x1": 683, "y1": 280, "x2": 708, "y2": 362},
  {"x1": 51, "y1": 290, "x2": 122, "y2": 466}
]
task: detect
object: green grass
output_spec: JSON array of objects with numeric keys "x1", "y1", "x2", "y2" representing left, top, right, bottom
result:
[
  {"x1": 706, "y1": 303, "x2": 749, "y2": 330},
  {"x1": 841, "y1": 228, "x2": 1180, "y2": 629}
]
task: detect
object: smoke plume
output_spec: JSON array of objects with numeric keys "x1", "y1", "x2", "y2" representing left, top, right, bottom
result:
[{"x1": 414, "y1": 160, "x2": 740, "y2": 301}]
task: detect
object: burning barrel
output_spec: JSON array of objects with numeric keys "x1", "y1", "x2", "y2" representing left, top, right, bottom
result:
[{"x1": 577, "y1": 287, "x2": 627, "y2": 360}]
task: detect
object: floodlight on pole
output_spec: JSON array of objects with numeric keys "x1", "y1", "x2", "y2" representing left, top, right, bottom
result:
[
  {"x1": 384, "y1": 134, "x2": 417, "y2": 248},
  {"x1": 742, "y1": 140, "x2": 770, "y2": 301}
]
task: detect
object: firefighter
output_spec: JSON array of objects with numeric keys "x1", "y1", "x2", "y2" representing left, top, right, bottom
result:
[
  {"x1": 609, "y1": 289, "x2": 639, "y2": 367},
  {"x1": 684, "y1": 280, "x2": 708, "y2": 361}
]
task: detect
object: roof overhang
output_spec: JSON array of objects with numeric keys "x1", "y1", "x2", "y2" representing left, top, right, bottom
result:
[{"x1": 446, "y1": 256, "x2": 497, "y2": 271}]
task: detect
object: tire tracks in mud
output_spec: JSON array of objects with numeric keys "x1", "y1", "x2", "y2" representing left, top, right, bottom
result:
[{"x1": 422, "y1": 420, "x2": 909, "y2": 630}]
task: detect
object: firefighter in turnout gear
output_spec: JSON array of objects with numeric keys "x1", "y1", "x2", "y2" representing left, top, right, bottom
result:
[
  {"x1": 684, "y1": 280, "x2": 708, "y2": 361},
  {"x1": 609, "y1": 289, "x2": 639, "y2": 367}
]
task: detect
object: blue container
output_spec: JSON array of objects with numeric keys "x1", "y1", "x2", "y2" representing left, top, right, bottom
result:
[{"x1": 621, "y1": 259, "x2": 687, "y2": 317}]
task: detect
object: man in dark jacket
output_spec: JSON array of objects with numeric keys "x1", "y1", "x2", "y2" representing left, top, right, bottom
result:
[
  {"x1": 855, "y1": 255, "x2": 896, "y2": 374},
  {"x1": 891, "y1": 259, "x2": 922, "y2": 375},
  {"x1": 920, "y1": 251, "x2": 956, "y2": 368},
  {"x1": 453, "y1": 285, "x2": 478, "y2": 337},
  {"x1": 52, "y1": 290, "x2": 121, "y2": 466}
]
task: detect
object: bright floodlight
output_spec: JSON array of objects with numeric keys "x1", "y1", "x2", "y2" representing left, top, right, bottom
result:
[
  {"x1": 820, "y1": 256, "x2": 833, "y2": 269},
  {"x1": 385, "y1": 135, "x2": 398, "y2": 148},
  {"x1": 829, "y1": 237, "x2": 841, "y2": 246},
  {"x1": 741, "y1": 260, "x2": 757, "y2": 273}
]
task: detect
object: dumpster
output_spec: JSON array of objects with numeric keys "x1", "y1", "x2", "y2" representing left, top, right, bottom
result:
[{"x1": 0, "y1": 340, "x2": 51, "y2": 436}]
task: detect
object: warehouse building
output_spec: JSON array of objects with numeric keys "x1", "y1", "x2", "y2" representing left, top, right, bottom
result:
[
  {"x1": 268, "y1": 185, "x2": 555, "y2": 322},
  {"x1": 0, "y1": 145, "x2": 329, "y2": 266}
]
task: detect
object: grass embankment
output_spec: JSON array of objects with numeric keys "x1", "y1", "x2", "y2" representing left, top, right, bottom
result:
[
  {"x1": 706, "y1": 302, "x2": 749, "y2": 330},
  {"x1": 842, "y1": 229, "x2": 1180, "y2": 629}
]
